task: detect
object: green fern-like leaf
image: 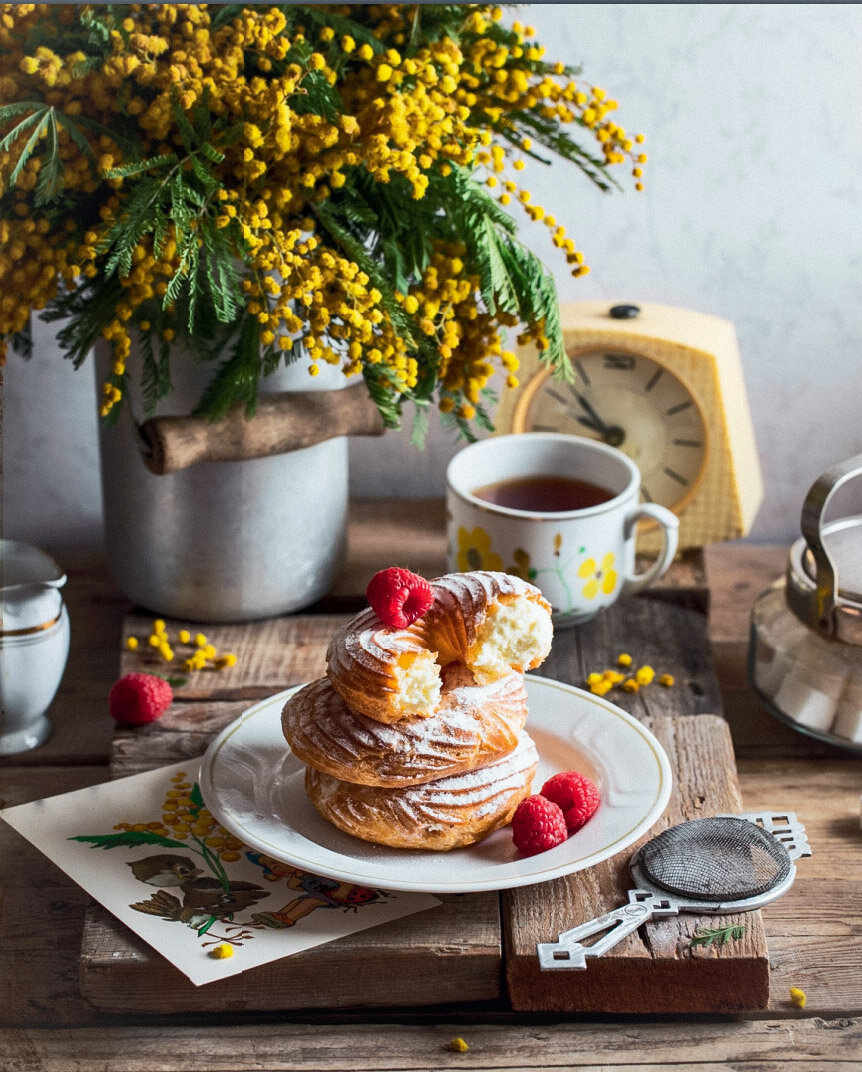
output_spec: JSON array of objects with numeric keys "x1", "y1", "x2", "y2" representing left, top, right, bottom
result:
[
  {"x1": 99, "y1": 171, "x2": 173, "y2": 278},
  {"x1": 103, "y1": 154, "x2": 178, "y2": 180},
  {"x1": 473, "y1": 398, "x2": 497, "y2": 435},
  {"x1": 341, "y1": 169, "x2": 437, "y2": 292},
  {"x1": 45, "y1": 275, "x2": 126, "y2": 369},
  {"x1": 0, "y1": 100, "x2": 48, "y2": 124},
  {"x1": 54, "y1": 110, "x2": 99, "y2": 170},
  {"x1": 139, "y1": 319, "x2": 172, "y2": 416},
  {"x1": 79, "y1": 7, "x2": 112, "y2": 45},
  {"x1": 9, "y1": 322, "x2": 34, "y2": 359},
  {"x1": 34, "y1": 110, "x2": 63, "y2": 206},
  {"x1": 441, "y1": 163, "x2": 518, "y2": 236},
  {"x1": 193, "y1": 313, "x2": 262, "y2": 421},
  {"x1": 199, "y1": 218, "x2": 243, "y2": 326},
  {"x1": 70, "y1": 831, "x2": 188, "y2": 851},
  {"x1": 409, "y1": 402, "x2": 430, "y2": 448},
  {"x1": 689, "y1": 923, "x2": 747, "y2": 949},
  {"x1": 477, "y1": 216, "x2": 517, "y2": 316},
  {"x1": 291, "y1": 71, "x2": 343, "y2": 125},
  {"x1": 492, "y1": 232, "x2": 569, "y2": 379},
  {"x1": 509, "y1": 110, "x2": 623, "y2": 193},
  {"x1": 5, "y1": 108, "x2": 49, "y2": 187},
  {"x1": 361, "y1": 367, "x2": 404, "y2": 430}
]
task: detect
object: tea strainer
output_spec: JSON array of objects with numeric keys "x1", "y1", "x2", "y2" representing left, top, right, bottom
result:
[{"x1": 538, "y1": 811, "x2": 811, "y2": 970}]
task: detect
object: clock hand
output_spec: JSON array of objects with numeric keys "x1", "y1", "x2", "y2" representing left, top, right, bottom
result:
[
  {"x1": 575, "y1": 413, "x2": 609, "y2": 435},
  {"x1": 573, "y1": 392, "x2": 626, "y2": 448},
  {"x1": 573, "y1": 392, "x2": 609, "y2": 432}
]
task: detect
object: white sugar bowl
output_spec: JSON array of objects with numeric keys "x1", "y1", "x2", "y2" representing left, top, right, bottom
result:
[{"x1": 0, "y1": 541, "x2": 70, "y2": 754}]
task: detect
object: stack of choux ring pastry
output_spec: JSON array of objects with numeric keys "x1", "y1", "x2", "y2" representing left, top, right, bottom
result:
[{"x1": 282, "y1": 569, "x2": 553, "y2": 851}]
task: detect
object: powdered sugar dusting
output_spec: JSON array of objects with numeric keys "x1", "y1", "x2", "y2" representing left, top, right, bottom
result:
[
  {"x1": 413, "y1": 732, "x2": 537, "y2": 804},
  {"x1": 308, "y1": 730, "x2": 538, "y2": 840},
  {"x1": 326, "y1": 571, "x2": 551, "y2": 721},
  {"x1": 284, "y1": 671, "x2": 527, "y2": 787},
  {"x1": 430, "y1": 570, "x2": 547, "y2": 608}
]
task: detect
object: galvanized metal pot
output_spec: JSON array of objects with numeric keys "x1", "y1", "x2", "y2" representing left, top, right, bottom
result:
[{"x1": 95, "y1": 338, "x2": 349, "y2": 622}]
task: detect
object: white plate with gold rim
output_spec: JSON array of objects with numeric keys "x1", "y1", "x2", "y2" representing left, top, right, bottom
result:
[{"x1": 198, "y1": 675, "x2": 672, "y2": 894}]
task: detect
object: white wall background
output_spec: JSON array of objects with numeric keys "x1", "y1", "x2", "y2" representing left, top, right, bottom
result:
[{"x1": 4, "y1": 4, "x2": 861, "y2": 556}]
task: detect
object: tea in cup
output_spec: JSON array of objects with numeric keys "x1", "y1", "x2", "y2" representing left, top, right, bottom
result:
[{"x1": 446, "y1": 433, "x2": 679, "y2": 626}]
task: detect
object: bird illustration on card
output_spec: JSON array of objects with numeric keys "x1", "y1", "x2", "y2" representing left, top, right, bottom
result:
[{"x1": 69, "y1": 769, "x2": 386, "y2": 952}]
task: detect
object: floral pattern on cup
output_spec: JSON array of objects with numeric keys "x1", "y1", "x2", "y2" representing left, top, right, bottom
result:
[
  {"x1": 578, "y1": 552, "x2": 618, "y2": 600},
  {"x1": 456, "y1": 526, "x2": 619, "y2": 617},
  {"x1": 507, "y1": 548, "x2": 538, "y2": 582},
  {"x1": 456, "y1": 526, "x2": 504, "y2": 572}
]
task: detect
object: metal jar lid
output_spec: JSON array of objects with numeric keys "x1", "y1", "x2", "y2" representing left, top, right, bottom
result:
[{"x1": 785, "y1": 455, "x2": 862, "y2": 646}]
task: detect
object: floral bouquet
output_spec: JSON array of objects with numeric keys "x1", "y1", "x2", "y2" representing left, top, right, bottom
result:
[{"x1": 0, "y1": 4, "x2": 644, "y2": 440}]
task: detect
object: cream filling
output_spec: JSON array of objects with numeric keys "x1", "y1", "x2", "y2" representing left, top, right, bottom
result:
[
  {"x1": 469, "y1": 598, "x2": 553, "y2": 684},
  {"x1": 394, "y1": 649, "x2": 442, "y2": 715}
]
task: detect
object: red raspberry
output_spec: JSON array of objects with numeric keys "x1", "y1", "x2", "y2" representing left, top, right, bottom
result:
[
  {"x1": 511, "y1": 795, "x2": 568, "y2": 856},
  {"x1": 109, "y1": 673, "x2": 173, "y2": 726},
  {"x1": 541, "y1": 771, "x2": 601, "y2": 833},
  {"x1": 366, "y1": 567, "x2": 434, "y2": 628}
]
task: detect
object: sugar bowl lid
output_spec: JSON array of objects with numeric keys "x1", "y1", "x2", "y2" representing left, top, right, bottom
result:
[{"x1": 785, "y1": 455, "x2": 862, "y2": 646}]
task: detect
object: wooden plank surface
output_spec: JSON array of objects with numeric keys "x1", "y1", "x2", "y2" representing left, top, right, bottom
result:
[
  {"x1": 83, "y1": 587, "x2": 764, "y2": 1016},
  {"x1": 6, "y1": 761, "x2": 858, "y2": 1027},
  {"x1": 506, "y1": 590, "x2": 765, "y2": 1012},
  {"x1": 2, "y1": 527, "x2": 862, "y2": 1052},
  {"x1": 504, "y1": 713, "x2": 771, "y2": 1013},
  {"x1": 0, "y1": 766, "x2": 106, "y2": 1027},
  {"x1": 119, "y1": 614, "x2": 342, "y2": 701},
  {"x1": 80, "y1": 892, "x2": 502, "y2": 1014},
  {"x1": 737, "y1": 756, "x2": 862, "y2": 1016},
  {"x1": 2, "y1": 1015, "x2": 860, "y2": 1071},
  {"x1": 329, "y1": 499, "x2": 451, "y2": 603},
  {"x1": 89, "y1": 610, "x2": 504, "y2": 1014},
  {"x1": 537, "y1": 587, "x2": 722, "y2": 719},
  {"x1": 109, "y1": 700, "x2": 248, "y2": 777}
]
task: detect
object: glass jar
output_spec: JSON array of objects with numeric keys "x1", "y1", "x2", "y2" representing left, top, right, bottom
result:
[{"x1": 749, "y1": 456, "x2": 862, "y2": 751}]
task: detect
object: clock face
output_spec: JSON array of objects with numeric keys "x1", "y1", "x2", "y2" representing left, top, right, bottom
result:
[{"x1": 513, "y1": 350, "x2": 708, "y2": 513}]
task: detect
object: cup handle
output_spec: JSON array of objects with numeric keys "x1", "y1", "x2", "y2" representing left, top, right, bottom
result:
[{"x1": 622, "y1": 504, "x2": 680, "y2": 595}]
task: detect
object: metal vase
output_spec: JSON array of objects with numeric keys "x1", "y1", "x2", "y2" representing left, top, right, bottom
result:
[{"x1": 95, "y1": 339, "x2": 348, "y2": 622}]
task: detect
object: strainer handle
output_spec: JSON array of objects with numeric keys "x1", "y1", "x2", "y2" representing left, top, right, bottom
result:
[{"x1": 537, "y1": 890, "x2": 679, "y2": 971}]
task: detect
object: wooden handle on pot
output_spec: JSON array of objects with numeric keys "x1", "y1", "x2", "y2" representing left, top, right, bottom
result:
[{"x1": 139, "y1": 381, "x2": 386, "y2": 475}]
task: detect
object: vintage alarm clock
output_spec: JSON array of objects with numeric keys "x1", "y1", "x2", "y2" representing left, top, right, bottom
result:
[{"x1": 493, "y1": 301, "x2": 763, "y2": 550}]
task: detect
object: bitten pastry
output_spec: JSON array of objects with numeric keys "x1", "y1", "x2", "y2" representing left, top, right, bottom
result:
[
  {"x1": 305, "y1": 731, "x2": 539, "y2": 851},
  {"x1": 326, "y1": 570, "x2": 552, "y2": 723},
  {"x1": 282, "y1": 663, "x2": 528, "y2": 788}
]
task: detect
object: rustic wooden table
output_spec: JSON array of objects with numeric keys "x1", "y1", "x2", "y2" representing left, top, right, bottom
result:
[{"x1": 2, "y1": 501, "x2": 860, "y2": 1069}]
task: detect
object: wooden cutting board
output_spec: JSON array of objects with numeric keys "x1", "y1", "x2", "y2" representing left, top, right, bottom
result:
[
  {"x1": 504, "y1": 713, "x2": 767, "y2": 1013},
  {"x1": 79, "y1": 591, "x2": 769, "y2": 1014}
]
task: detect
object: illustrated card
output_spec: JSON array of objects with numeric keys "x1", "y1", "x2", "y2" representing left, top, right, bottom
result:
[{"x1": 0, "y1": 760, "x2": 441, "y2": 986}]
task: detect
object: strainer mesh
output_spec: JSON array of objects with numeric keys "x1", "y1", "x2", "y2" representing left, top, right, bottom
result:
[{"x1": 639, "y1": 816, "x2": 792, "y2": 901}]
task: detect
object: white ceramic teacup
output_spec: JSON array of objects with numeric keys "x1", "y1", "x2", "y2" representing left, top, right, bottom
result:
[{"x1": 446, "y1": 433, "x2": 680, "y2": 626}]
